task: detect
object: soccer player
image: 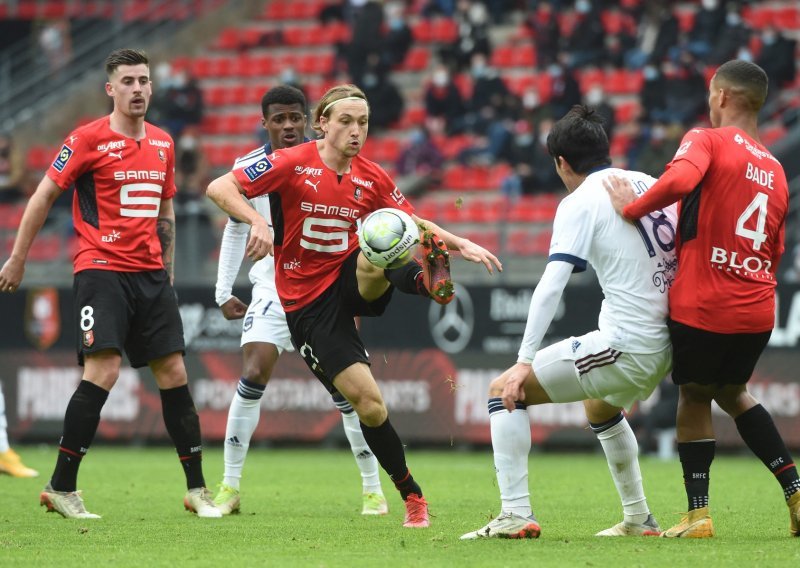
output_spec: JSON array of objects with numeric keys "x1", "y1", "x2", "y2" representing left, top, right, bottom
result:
[
  {"x1": 606, "y1": 59, "x2": 800, "y2": 537},
  {"x1": 212, "y1": 85, "x2": 387, "y2": 516},
  {"x1": 461, "y1": 105, "x2": 676, "y2": 540},
  {"x1": 0, "y1": 49, "x2": 220, "y2": 519},
  {"x1": 0, "y1": 382, "x2": 38, "y2": 477},
  {"x1": 207, "y1": 84, "x2": 502, "y2": 528}
]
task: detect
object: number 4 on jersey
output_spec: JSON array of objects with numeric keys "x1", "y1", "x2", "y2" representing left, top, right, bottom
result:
[{"x1": 735, "y1": 193, "x2": 768, "y2": 251}]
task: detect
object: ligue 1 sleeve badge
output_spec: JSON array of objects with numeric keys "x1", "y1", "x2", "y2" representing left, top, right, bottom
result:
[{"x1": 24, "y1": 288, "x2": 61, "y2": 350}]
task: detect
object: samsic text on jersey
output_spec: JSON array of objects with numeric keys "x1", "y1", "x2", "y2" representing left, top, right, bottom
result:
[{"x1": 47, "y1": 117, "x2": 176, "y2": 273}]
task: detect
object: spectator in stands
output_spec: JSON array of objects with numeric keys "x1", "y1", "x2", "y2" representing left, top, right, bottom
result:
[
  {"x1": 395, "y1": 126, "x2": 445, "y2": 196},
  {"x1": 156, "y1": 68, "x2": 204, "y2": 138},
  {"x1": 360, "y1": 54, "x2": 404, "y2": 131},
  {"x1": 464, "y1": 53, "x2": 518, "y2": 134},
  {"x1": 500, "y1": 120, "x2": 542, "y2": 198},
  {"x1": 639, "y1": 63, "x2": 668, "y2": 124},
  {"x1": 441, "y1": 0, "x2": 491, "y2": 72},
  {"x1": 653, "y1": 53, "x2": 707, "y2": 126},
  {"x1": 632, "y1": 122, "x2": 683, "y2": 178},
  {"x1": 424, "y1": 65, "x2": 466, "y2": 135},
  {"x1": 547, "y1": 61, "x2": 582, "y2": 120},
  {"x1": 756, "y1": 25, "x2": 797, "y2": 93},
  {"x1": 625, "y1": 3, "x2": 679, "y2": 69},
  {"x1": 524, "y1": 1, "x2": 560, "y2": 71},
  {"x1": 687, "y1": 0, "x2": 725, "y2": 60},
  {"x1": 174, "y1": 127, "x2": 209, "y2": 205},
  {"x1": 38, "y1": 19, "x2": 71, "y2": 78},
  {"x1": 346, "y1": 0, "x2": 384, "y2": 84},
  {"x1": 0, "y1": 134, "x2": 25, "y2": 205},
  {"x1": 421, "y1": 0, "x2": 456, "y2": 18},
  {"x1": 530, "y1": 118, "x2": 561, "y2": 192},
  {"x1": 709, "y1": 3, "x2": 751, "y2": 65},
  {"x1": 585, "y1": 85, "x2": 615, "y2": 141},
  {"x1": 383, "y1": 2, "x2": 413, "y2": 68},
  {"x1": 565, "y1": 0, "x2": 607, "y2": 69},
  {"x1": 519, "y1": 88, "x2": 553, "y2": 130}
]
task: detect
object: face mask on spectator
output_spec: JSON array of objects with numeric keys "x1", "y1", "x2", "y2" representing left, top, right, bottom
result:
[
  {"x1": 586, "y1": 87, "x2": 603, "y2": 106},
  {"x1": 362, "y1": 73, "x2": 378, "y2": 88},
  {"x1": 701, "y1": 0, "x2": 718, "y2": 10},
  {"x1": 762, "y1": 30, "x2": 777, "y2": 45},
  {"x1": 643, "y1": 65, "x2": 658, "y2": 80},
  {"x1": 432, "y1": 71, "x2": 448, "y2": 87},
  {"x1": 575, "y1": 0, "x2": 591, "y2": 14},
  {"x1": 547, "y1": 64, "x2": 563, "y2": 78},
  {"x1": 725, "y1": 12, "x2": 741, "y2": 26},
  {"x1": 523, "y1": 91, "x2": 539, "y2": 109}
]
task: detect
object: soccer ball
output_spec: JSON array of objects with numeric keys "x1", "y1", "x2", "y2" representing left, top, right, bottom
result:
[{"x1": 358, "y1": 208, "x2": 420, "y2": 269}]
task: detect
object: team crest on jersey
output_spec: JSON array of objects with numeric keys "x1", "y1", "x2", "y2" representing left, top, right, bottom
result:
[
  {"x1": 52, "y1": 144, "x2": 74, "y2": 172},
  {"x1": 354, "y1": 186, "x2": 363, "y2": 200},
  {"x1": 83, "y1": 329, "x2": 94, "y2": 347},
  {"x1": 158, "y1": 148, "x2": 166, "y2": 163},
  {"x1": 244, "y1": 156, "x2": 273, "y2": 181}
]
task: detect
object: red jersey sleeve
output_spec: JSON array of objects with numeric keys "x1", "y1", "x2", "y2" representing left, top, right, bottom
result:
[
  {"x1": 623, "y1": 128, "x2": 714, "y2": 220},
  {"x1": 47, "y1": 130, "x2": 91, "y2": 190},
  {"x1": 232, "y1": 150, "x2": 289, "y2": 199},
  {"x1": 374, "y1": 166, "x2": 415, "y2": 217}
]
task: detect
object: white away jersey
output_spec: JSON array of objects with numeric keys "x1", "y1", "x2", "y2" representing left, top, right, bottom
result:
[{"x1": 549, "y1": 168, "x2": 678, "y2": 353}]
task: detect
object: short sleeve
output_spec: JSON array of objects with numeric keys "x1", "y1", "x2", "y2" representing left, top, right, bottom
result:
[
  {"x1": 547, "y1": 196, "x2": 594, "y2": 272},
  {"x1": 232, "y1": 150, "x2": 287, "y2": 199},
  {"x1": 47, "y1": 130, "x2": 89, "y2": 191},
  {"x1": 162, "y1": 136, "x2": 177, "y2": 200},
  {"x1": 666, "y1": 128, "x2": 715, "y2": 177},
  {"x1": 376, "y1": 166, "x2": 415, "y2": 217}
]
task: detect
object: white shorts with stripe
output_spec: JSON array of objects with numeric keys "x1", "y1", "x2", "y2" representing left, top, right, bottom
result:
[
  {"x1": 240, "y1": 290, "x2": 294, "y2": 353},
  {"x1": 533, "y1": 330, "x2": 671, "y2": 411}
]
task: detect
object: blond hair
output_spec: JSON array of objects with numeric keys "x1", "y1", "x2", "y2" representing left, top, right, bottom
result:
[{"x1": 311, "y1": 84, "x2": 369, "y2": 133}]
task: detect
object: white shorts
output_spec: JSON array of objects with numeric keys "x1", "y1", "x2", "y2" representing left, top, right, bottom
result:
[
  {"x1": 533, "y1": 330, "x2": 672, "y2": 411},
  {"x1": 240, "y1": 293, "x2": 294, "y2": 353}
]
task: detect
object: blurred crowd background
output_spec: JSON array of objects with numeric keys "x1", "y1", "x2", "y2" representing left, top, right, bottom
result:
[{"x1": 0, "y1": 0, "x2": 798, "y2": 287}]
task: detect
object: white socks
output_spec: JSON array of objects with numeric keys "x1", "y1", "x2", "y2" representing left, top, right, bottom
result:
[
  {"x1": 594, "y1": 417, "x2": 650, "y2": 524},
  {"x1": 490, "y1": 408, "x2": 533, "y2": 518},
  {"x1": 341, "y1": 409, "x2": 382, "y2": 494},
  {"x1": 222, "y1": 390, "x2": 262, "y2": 489}
]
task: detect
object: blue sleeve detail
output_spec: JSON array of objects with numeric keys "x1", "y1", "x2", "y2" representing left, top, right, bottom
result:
[{"x1": 548, "y1": 253, "x2": 587, "y2": 273}]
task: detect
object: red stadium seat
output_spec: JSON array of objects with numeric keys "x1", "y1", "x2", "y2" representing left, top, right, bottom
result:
[{"x1": 400, "y1": 47, "x2": 430, "y2": 71}]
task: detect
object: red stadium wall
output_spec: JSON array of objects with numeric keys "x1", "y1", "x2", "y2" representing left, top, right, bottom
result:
[{"x1": 3, "y1": 284, "x2": 800, "y2": 449}]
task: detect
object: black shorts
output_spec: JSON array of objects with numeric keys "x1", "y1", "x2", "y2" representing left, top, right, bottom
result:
[
  {"x1": 668, "y1": 318, "x2": 771, "y2": 386},
  {"x1": 73, "y1": 269, "x2": 185, "y2": 368},
  {"x1": 285, "y1": 249, "x2": 394, "y2": 393}
]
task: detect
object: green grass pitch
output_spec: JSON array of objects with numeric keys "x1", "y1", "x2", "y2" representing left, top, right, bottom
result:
[{"x1": 2, "y1": 446, "x2": 799, "y2": 567}]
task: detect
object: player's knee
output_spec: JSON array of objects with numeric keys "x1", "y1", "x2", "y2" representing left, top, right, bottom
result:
[
  {"x1": 488, "y1": 375, "x2": 507, "y2": 397},
  {"x1": 350, "y1": 395, "x2": 387, "y2": 426},
  {"x1": 241, "y1": 363, "x2": 272, "y2": 385},
  {"x1": 151, "y1": 353, "x2": 188, "y2": 389}
]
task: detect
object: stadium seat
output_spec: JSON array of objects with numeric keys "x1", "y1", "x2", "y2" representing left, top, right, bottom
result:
[
  {"x1": 400, "y1": 47, "x2": 430, "y2": 71},
  {"x1": 604, "y1": 69, "x2": 643, "y2": 95}
]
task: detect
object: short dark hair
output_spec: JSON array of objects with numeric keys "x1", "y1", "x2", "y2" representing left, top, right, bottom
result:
[
  {"x1": 261, "y1": 85, "x2": 307, "y2": 118},
  {"x1": 105, "y1": 48, "x2": 149, "y2": 76},
  {"x1": 546, "y1": 105, "x2": 611, "y2": 174},
  {"x1": 714, "y1": 59, "x2": 768, "y2": 112}
]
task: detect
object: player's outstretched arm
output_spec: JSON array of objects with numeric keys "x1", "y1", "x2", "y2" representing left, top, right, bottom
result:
[
  {"x1": 412, "y1": 214, "x2": 503, "y2": 274},
  {"x1": 207, "y1": 173, "x2": 272, "y2": 261},
  {"x1": 0, "y1": 175, "x2": 62, "y2": 292}
]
